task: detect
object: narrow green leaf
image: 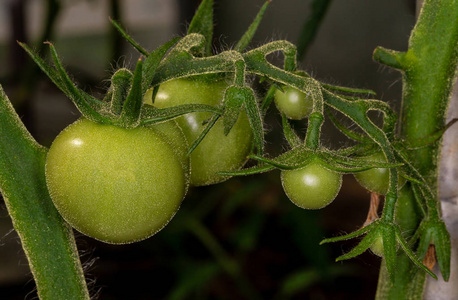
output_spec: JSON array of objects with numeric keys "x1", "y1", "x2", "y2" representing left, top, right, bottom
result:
[
  {"x1": 235, "y1": 1, "x2": 271, "y2": 52},
  {"x1": 186, "y1": 114, "x2": 219, "y2": 156},
  {"x1": 109, "y1": 17, "x2": 149, "y2": 56},
  {"x1": 395, "y1": 227, "x2": 437, "y2": 280},
  {"x1": 322, "y1": 83, "x2": 376, "y2": 96},
  {"x1": 140, "y1": 104, "x2": 221, "y2": 125},
  {"x1": 218, "y1": 163, "x2": 275, "y2": 176},
  {"x1": 261, "y1": 84, "x2": 277, "y2": 113},
  {"x1": 119, "y1": 58, "x2": 143, "y2": 127},
  {"x1": 19, "y1": 42, "x2": 106, "y2": 111},
  {"x1": 47, "y1": 43, "x2": 113, "y2": 123},
  {"x1": 188, "y1": 0, "x2": 214, "y2": 56},
  {"x1": 222, "y1": 86, "x2": 244, "y2": 135},
  {"x1": 242, "y1": 87, "x2": 264, "y2": 155},
  {"x1": 326, "y1": 107, "x2": 370, "y2": 142},
  {"x1": 335, "y1": 229, "x2": 378, "y2": 261},
  {"x1": 0, "y1": 86, "x2": 89, "y2": 299},
  {"x1": 142, "y1": 37, "x2": 181, "y2": 95},
  {"x1": 282, "y1": 114, "x2": 302, "y2": 148},
  {"x1": 320, "y1": 222, "x2": 374, "y2": 245}
]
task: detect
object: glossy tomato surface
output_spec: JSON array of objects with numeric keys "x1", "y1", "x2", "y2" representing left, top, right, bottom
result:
[
  {"x1": 354, "y1": 152, "x2": 389, "y2": 195},
  {"x1": 281, "y1": 162, "x2": 342, "y2": 209},
  {"x1": 274, "y1": 86, "x2": 313, "y2": 120},
  {"x1": 45, "y1": 118, "x2": 187, "y2": 244},
  {"x1": 145, "y1": 77, "x2": 253, "y2": 186}
]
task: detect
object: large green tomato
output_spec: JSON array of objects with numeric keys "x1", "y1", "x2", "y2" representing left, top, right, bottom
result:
[
  {"x1": 45, "y1": 118, "x2": 188, "y2": 244},
  {"x1": 145, "y1": 78, "x2": 253, "y2": 186},
  {"x1": 281, "y1": 162, "x2": 342, "y2": 209},
  {"x1": 274, "y1": 86, "x2": 313, "y2": 120}
]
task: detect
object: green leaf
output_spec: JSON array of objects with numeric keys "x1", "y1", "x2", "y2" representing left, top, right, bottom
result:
[
  {"x1": 235, "y1": 0, "x2": 271, "y2": 52},
  {"x1": 109, "y1": 17, "x2": 149, "y2": 56},
  {"x1": 188, "y1": 0, "x2": 214, "y2": 56},
  {"x1": 0, "y1": 85, "x2": 89, "y2": 299}
]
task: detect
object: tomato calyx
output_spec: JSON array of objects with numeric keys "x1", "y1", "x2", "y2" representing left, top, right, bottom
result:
[{"x1": 19, "y1": 39, "x2": 223, "y2": 131}]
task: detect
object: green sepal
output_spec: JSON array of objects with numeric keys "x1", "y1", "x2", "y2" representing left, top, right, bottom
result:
[
  {"x1": 320, "y1": 222, "x2": 373, "y2": 245},
  {"x1": 282, "y1": 114, "x2": 302, "y2": 148},
  {"x1": 335, "y1": 228, "x2": 379, "y2": 261},
  {"x1": 142, "y1": 37, "x2": 181, "y2": 95},
  {"x1": 140, "y1": 104, "x2": 222, "y2": 125},
  {"x1": 241, "y1": 86, "x2": 264, "y2": 155},
  {"x1": 118, "y1": 58, "x2": 143, "y2": 127},
  {"x1": 109, "y1": 17, "x2": 148, "y2": 56},
  {"x1": 217, "y1": 163, "x2": 275, "y2": 176},
  {"x1": 235, "y1": 0, "x2": 271, "y2": 52},
  {"x1": 188, "y1": 0, "x2": 213, "y2": 56},
  {"x1": 109, "y1": 68, "x2": 133, "y2": 115},
  {"x1": 322, "y1": 83, "x2": 376, "y2": 96},
  {"x1": 414, "y1": 220, "x2": 451, "y2": 281},
  {"x1": 19, "y1": 42, "x2": 111, "y2": 123},
  {"x1": 45, "y1": 42, "x2": 114, "y2": 124},
  {"x1": 260, "y1": 84, "x2": 277, "y2": 113},
  {"x1": 395, "y1": 226, "x2": 437, "y2": 280},
  {"x1": 222, "y1": 86, "x2": 244, "y2": 135},
  {"x1": 186, "y1": 114, "x2": 220, "y2": 156},
  {"x1": 326, "y1": 106, "x2": 370, "y2": 142}
]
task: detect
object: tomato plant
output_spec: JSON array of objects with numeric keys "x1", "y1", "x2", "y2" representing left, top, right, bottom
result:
[
  {"x1": 145, "y1": 78, "x2": 253, "y2": 186},
  {"x1": 274, "y1": 86, "x2": 313, "y2": 120},
  {"x1": 46, "y1": 118, "x2": 188, "y2": 244},
  {"x1": 280, "y1": 161, "x2": 342, "y2": 209},
  {"x1": 0, "y1": 0, "x2": 456, "y2": 299}
]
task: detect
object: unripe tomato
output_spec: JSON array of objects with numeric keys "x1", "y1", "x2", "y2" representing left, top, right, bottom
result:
[
  {"x1": 145, "y1": 77, "x2": 253, "y2": 186},
  {"x1": 281, "y1": 162, "x2": 342, "y2": 209},
  {"x1": 274, "y1": 86, "x2": 313, "y2": 120},
  {"x1": 45, "y1": 118, "x2": 188, "y2": 244},
  {"x1": 354, "y1": 152, "x2": 389, "y2": 195}
]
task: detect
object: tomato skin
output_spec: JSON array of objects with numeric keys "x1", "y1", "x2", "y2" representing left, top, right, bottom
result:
[
  {"x1": 45, "y1": 118, "x2": 187, "y2": 244},
  {"x1": 370, "y1": 236, "x2": 384, "y2": 257},
  {"x1": 145, "y1": 78, "x2": 253, "y2": 186},
  {"x1": 354, "y1": 152, "x2": 389, "y2": 195},
  {"x1": 281, "y1": 162, "x2": 342, "y2": 209},
  {"x1": 274, "y1": 86, "x2": 313, "y2": 120}
]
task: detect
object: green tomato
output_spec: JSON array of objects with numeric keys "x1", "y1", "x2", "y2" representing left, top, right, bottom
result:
[
  {"x1": 354, "y1": 152, "x2": 389, "y2": 195},
  {"x1": 45, "y1": 118, "x2": 188, "y2": 244},
  {"x1": 281, "y1": 162, "x2": 342, "y2": 209},
  {"x1": 274, "y1": 86, "x2": 313, "y2": 120},
  {"x1": 145, "y1": 78, "x2": 253, "y2": 186}
]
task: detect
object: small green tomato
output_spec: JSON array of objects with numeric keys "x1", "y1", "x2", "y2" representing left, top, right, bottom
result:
[
  {"x1": 274, "y1": 86, "x2": 313, "y2": 120},
  {"x1": 354, "y1": 152, "x2": 389, "y2": 195},
  {"x1": 281, "y1": 162, "x2": 342, "y2": 209}
]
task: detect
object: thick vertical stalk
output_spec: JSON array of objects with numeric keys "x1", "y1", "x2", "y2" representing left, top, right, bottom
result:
[
  {"x1": 0, "y1": 86, "x2": 89, "y2": 299},
  {"x1": 375, "y1": 0, "x2": 458, "y2": 298}
]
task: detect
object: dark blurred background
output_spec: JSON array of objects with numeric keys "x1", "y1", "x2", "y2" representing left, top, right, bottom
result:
[{"x1": 0, "y1": 0, "x2": 416, "y2": 299}]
